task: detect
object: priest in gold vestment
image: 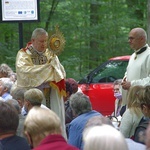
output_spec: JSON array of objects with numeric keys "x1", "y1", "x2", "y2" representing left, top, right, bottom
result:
[{"x1": 15, "y1": 28, "x2": 67, "y2": 138}]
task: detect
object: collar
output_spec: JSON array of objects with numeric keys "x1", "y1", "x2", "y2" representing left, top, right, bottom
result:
[
  {"x1": 136, "y1": 46, "x2": 147, "y2": 55},
  {"x1": 2, "y1": 92, "x2": 10, "y2": 98},
  {"x1": 134, "y1": 44, "x2": 148, "y2": 59},
  {"x1": 0, "y1": 133, "x2": 15, "y2": 140},
  {"x1": 23, "y1": 42, "x2": 46, "y2": 55},
  {"x1": 39, "y1": 134, "x2": 66, "y2": 145},
  {"x1": 32, "y1": 45, "x2": 46, "y2": 55},
  {"x1": 30, "y1": 45, "x2": 46, "y2": 55}
]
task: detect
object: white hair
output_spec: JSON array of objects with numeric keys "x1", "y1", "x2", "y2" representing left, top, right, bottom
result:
[
  {"x1": 24, "y1": 107, "x2": 61, "y2": 138},
  {"x1": 31, "y1": 28, "x2": 48, "y2": 39},
  {"x1": 0, "y1": 77, "x2": 14, "y2": 92},
  {"x1": 83, "y1": 125, "x2": 128, "y2": 150}
]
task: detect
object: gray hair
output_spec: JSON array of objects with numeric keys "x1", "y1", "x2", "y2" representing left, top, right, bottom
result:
[
  {"x1": 0, "y1": 63, "x2": 13, "y2": 77},
  {"x1": 0, "y1": 77, "x2": 14, "y2": 93},
  {"x1": 11, "y1": 87, "x2": 27, "y2": 102},
  {"x1": 83, "y1": 125, "x2": 128, "y2": 150},
  {"x1": 24, "y1": 88, "x2": 45, "y2": 106},
  {"x1": 85, "y1": 115, "x2": 114, "y2": 129},
  {"x1": 113, "y1": 79, "x2": 122, "y2": 85},
  {"x1": 70, "y1": 92, "x2": 92, "y2": 116},
  {"x1": 31, "y1": 28, "x2": 48, "y2": 40},
  {"x1": 6, "y1": 99, "x2": 21, "y2": 114}
]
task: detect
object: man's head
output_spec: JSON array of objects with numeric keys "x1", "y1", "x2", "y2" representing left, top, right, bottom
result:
[
  {"x1": 0, "y1": 77, "x2": 13, "y2": 97},
  {"x1": 31, "y1": 28, "x2": 48, "y2": 52},
  {"x1": 11, "y1": 87, "x2": 27, "y2": 108},
  {"x1": 70, "y1": 92, "x2": 92, "y2": 116},
  {"x1": 0, "y1": 101, "x2": 19, "y2": 136},
  {"x1": 24, "y1": 88, "x2": 45, "y2": 113},
  {"x1": 6, "y1": 99, "x2": 21, "y2": 114},
  {"x1": 128, "y1": 28, "x2": 147, "y2": 50},
  {"x1": 24, "y1": 107, "x2": 61, "y2": 148}
]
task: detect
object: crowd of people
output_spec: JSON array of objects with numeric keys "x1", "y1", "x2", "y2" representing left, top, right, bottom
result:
[{"x1": 0, "y1": 27, "x2": 150, "y2": 150}]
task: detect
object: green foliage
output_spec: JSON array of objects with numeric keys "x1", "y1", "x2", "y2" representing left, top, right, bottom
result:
[{"x1": 0, "y1": 0, "x2": 148, "y2": 81}]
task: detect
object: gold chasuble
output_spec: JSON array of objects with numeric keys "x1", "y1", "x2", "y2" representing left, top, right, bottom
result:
[{"x1": 16, "y1": 42, "x2": 66, "y2": 107}]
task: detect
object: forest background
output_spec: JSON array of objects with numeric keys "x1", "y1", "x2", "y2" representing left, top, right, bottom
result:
[{"x1": 0, "y1": 0, "x2": 149, "y2": 81}]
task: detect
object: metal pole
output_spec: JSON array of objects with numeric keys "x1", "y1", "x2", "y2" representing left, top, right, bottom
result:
[{"x1": 18, "y1": 22, "x2": 23, "y2": 49}]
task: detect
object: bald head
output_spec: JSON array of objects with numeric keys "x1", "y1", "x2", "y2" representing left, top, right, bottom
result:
[
  {"x1": 131, "y1": 28, "x2": 147, "y2": 40},
  {"x1": 128, "y1": 28, "x2": 147, "y2": 50}
]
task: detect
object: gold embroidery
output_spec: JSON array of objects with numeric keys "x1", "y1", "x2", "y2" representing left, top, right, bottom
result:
[{"x1": 28, "y1": 46, "x2": 48, "y2": 65}]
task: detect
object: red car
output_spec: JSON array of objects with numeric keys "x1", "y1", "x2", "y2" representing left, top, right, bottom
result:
[{"x1": 78, "y1": 55, "x2": 130, "y2": 116}]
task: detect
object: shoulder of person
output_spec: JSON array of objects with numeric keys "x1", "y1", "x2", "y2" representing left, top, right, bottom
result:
[
  {"x1": 18, "y1": 48, "x2": 31, "y2": 56},
  {"x1": 135, "y1": 117, "x2": 149, "y2": 131},
  {"x1": 122, "y1": 108, "x2": 130, "y2": 115},
  {"x1": 133, "y1": 117, "x2": 149, "y2": 144},
  {"x1": 125, "y1": 138, "x2": 146, "y2": 150}
]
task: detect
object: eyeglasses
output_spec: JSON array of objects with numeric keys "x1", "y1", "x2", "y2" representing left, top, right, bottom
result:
[{"x1": 128, "y1": 37, "x2": 135, "y2": 40}]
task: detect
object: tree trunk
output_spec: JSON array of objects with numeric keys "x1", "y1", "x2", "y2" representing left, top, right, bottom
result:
[
  {"x1": 147, "y1": 0, "x2": 150, "y2": 45},
  {"x1": 89, "y1": 3, "x2": 100, "y2": 69}
]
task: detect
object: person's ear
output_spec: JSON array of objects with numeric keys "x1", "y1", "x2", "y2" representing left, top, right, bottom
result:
[
  {"x1": 24, "y1": 131, "x2": 32, "y2": 146},
  {"x1": 31, "y1": 38, "x2": 35, "y2": 43},
  {"x1": 142, "y1": 105, "x2": 149, "y2": 115},
  {"x1": 26, "y1": 100, "x2": 30, "y2": 107},
  {"x1": 3, "y1": 87, "x2": 8, "y2": 92},
  {"x1": 17, "y1": 99, "x2": 23, "y2": 108}
]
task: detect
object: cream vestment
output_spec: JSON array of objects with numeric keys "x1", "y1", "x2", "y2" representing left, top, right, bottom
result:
[{"x1": 16, "y1": 43, "x2": 67, "y2": 138}]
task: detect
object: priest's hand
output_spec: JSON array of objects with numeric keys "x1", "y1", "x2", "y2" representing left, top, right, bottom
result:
[{"x1": 121, "y1": 80, "x2": 131, "y2": 90}]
